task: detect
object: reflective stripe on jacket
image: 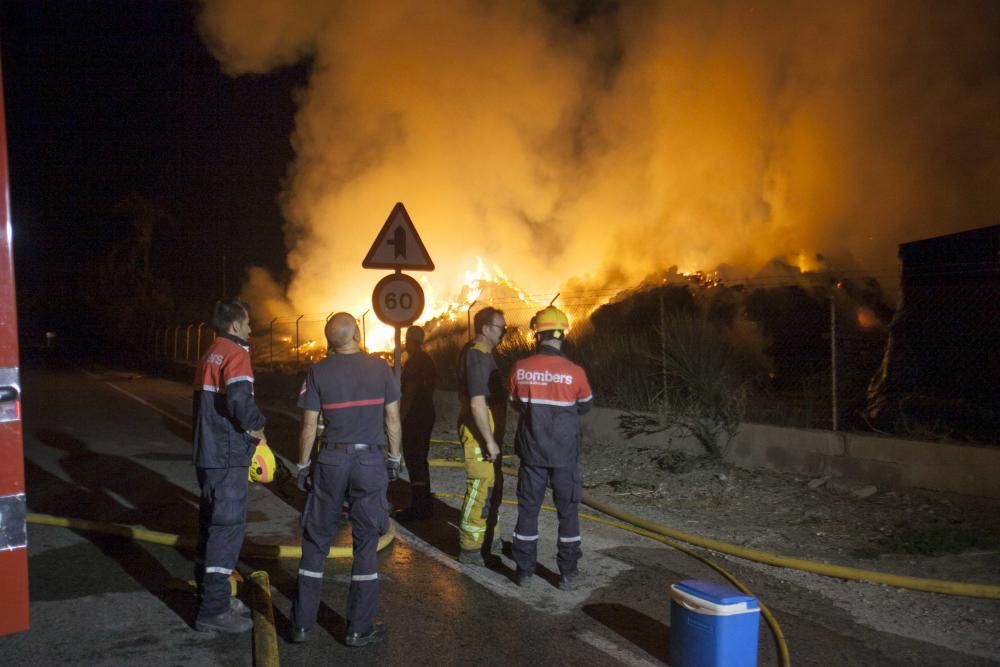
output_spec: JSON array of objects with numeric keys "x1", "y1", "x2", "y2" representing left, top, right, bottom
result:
[{"x1": 508, "y1": 346, "x2": 592, "y2": 467}]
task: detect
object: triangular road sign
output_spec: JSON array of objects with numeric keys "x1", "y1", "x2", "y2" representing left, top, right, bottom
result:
[{"x1": 362, "y1": 202, "x2": 435, "y2": 271}]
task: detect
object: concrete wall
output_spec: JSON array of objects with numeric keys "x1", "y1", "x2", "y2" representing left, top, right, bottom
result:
[{"x1": 726, "y1": 424, "x2": 1000, "y2": 498}]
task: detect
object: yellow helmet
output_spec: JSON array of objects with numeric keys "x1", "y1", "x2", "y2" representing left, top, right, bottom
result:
[
  {"x1": 532, "y1": 306, "x2": 569, "y2": 335},
  {"x1": 249, "y1": 441, "x2": 277, "y2": 484}
]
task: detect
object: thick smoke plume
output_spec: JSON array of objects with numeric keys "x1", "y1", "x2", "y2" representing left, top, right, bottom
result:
[{"x1": 199, "y1": 0, "x2": 1000, "y2": 320}]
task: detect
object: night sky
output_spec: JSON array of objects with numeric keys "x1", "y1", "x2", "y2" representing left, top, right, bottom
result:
[{"x1": 2, "y1": 0, "x2": 305, "y2": 334}]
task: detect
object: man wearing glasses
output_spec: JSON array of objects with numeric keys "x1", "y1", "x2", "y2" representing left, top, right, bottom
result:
[{"x1": 455, "y1": 307, "x2": 507, "y2": 565}]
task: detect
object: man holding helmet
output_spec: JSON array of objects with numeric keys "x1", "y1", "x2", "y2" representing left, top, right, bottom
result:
[
  {"x1": 508, "y1": 306, "x2": 593, "y2": 590},
  {"x1": 192, "y1": 298, "x2": 266, "y2": 633}
]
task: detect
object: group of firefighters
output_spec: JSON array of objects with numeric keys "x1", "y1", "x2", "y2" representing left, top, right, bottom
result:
[{"x1": 191, "y1": 298, "x2": 592, "y2": 646}]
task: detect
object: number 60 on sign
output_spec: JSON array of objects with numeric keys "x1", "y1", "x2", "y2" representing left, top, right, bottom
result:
[{"x1": 372, "y1": 273, "x2": 425, "y2": 327}]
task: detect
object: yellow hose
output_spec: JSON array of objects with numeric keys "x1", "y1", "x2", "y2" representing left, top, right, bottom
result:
[
  {"x1": 249, "y1": 570, "x2": 280, "y2": 667},
  {"x1": 578, "y1": 495, "x2": 1000, "y2": 600},
  {"x1": 421, "y1": 458, "x2": 520, "y2": 476},
  {"x1": 26, "y1": 512, "x2": 395, "y2": 560}
]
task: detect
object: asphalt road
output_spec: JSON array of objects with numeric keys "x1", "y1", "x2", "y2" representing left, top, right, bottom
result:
[{"x1": 3, "y1": 361, "x2": 992, "y2": 666}]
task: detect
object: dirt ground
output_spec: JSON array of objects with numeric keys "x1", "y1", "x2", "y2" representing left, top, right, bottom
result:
[{"x1": 573, "y1": 435, "x2": 1000, "y2": 663}]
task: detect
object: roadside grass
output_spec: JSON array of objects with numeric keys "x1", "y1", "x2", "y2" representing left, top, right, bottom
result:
[{"x1": 852, "y1": 525, "x2": 1000, "y2": 559}]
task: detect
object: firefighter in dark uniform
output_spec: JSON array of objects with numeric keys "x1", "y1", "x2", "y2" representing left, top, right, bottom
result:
[
  {"x1": 395, "y1": 325, "x2": 437, "y2": 521},
  {"x1": 290, "y1": 312, "x2": 402, "y2": 646},
  {"x1": 192, "y1": 299, "x2": 265, "y2": 633},
  {"x1": 508, "y1": 306, "x2": 593, "y2": 589},
  {"x1": 456, "y1": 306, "x2": 507, "y2": 565}
]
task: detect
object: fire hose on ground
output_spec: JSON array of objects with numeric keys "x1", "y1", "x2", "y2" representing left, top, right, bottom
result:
[{"x1": 25, "y1": 511, "x2": 397, "y2": 559}]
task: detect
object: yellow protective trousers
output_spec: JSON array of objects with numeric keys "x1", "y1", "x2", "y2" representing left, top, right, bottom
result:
[{"x1": 458, "y1": 411, "x2": 503, "y2": 553}]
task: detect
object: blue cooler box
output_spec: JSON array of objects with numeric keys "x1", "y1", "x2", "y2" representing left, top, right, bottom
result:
[{"x1": 670, "y1": 579, "x2": 760, "y2": 667}]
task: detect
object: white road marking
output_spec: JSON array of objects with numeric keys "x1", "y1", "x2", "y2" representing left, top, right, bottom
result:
[
  {"x1": 574, "y1": 629, "x2": 662, "y2": 667},
  {"x1": 393, "y1": 499, "x2": 633, "y2": 616},
  {"x1": 102, "y1": 489, "x2": 137, "y2": 510},
  {"x1": 80, "y1": 368, "x2": 189, "y2": 429}
]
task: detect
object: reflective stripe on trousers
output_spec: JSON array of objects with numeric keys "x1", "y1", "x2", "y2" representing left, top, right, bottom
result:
[
  {"x1": 293, "y1": 451, "x2": 389, "y2": 635},
  {"x1": 458, "y1": 418, "x2": 502, "y2": 552},
  {"x1": 195, "y1": 466, "x2": 249, "y2": 617},
  {"x1": 512, "y1": 463, "x2": 583, "y2": 577}
]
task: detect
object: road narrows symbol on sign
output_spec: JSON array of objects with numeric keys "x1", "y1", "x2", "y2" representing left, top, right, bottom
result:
[
  {"x1": 362, "y1": 202, "x2": 435, "y2": 271},
  {"x1": 372, "y1": 273, "x2": 425, "y2": 327}
]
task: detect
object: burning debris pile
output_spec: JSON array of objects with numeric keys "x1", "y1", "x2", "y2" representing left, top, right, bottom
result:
[
  {"x1": 421, "y1": 258, "x2": 542, "y2": 341},
  {"x1": 570, "y1": 265, "x2": 894, "y2": 437},
  {"x1": 402, "y1": 257, "x2": 895, "y2": 445}
]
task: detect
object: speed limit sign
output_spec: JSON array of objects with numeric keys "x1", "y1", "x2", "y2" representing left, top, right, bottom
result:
[{"x1": 372, "y1": 273, "x2": 425, "y2": 326}]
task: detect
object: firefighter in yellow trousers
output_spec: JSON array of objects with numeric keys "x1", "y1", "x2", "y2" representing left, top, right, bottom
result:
[{"x1": 456, "y1": 307, "x2": 507, "y2": 565}]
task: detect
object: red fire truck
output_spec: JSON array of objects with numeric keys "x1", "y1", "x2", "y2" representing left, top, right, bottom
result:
[{"x1": 0, "y1": 60, "x2": 30, "y2": 635}]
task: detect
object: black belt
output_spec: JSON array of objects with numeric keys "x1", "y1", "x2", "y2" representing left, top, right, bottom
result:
[{"x1": 332, "y1": 443, "x2": 375, "y2": 451}]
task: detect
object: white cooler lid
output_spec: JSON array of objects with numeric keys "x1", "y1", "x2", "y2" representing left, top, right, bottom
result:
[{"x1": 671, "y1": 580, "x2": 760, "y2": 617}]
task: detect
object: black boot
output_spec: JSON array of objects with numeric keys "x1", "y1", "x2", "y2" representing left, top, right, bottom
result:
[{"x1": 345, "y1": 622, "x2": 387, "y2": 647}]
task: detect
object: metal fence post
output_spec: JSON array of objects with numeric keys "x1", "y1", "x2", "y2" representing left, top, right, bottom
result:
[
  {"x1": 196, "y1": 322, "x2": 205, "y2": 360},
  {"x1": 185, "y1": 324, "x2": 193, "y2": 361},
  {"x1": 359, "y1": 309, "x2": 369, "y2": 351},
  {"x1": 659, "y1": 292, "x2": 667, "y2": 406},
  {"x1": 172, "y1": 326, "x2": 181, "y2": 362},
  {"x1": 295, "y1": 315, "x2": 304, "y2": 362},
  {"x1": 830, "y1": 291, "x2": 838, "y2": 432},
  {"x1": 467, "y1": 300, "x2": 478, "y2": 340},
  {"x1": 269, "y1": 318, "x2": 277, "y2": 368}
]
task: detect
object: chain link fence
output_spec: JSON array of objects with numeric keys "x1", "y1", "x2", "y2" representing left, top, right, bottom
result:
[
  {"x1": 152, "y1": 267, "x2": 997, "y2": 445},
  {"x1": 865, "y1": 281, "x2": 999, "y2": 443}
]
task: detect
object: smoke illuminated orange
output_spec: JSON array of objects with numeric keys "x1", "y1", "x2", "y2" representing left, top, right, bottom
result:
[{"x1": 197, "y1": 1, "x2": 1000, "y2": 328}]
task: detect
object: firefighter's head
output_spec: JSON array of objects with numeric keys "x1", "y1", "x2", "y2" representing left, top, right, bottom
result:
[
  {"x1": 473, "y1": 307, "x2": 506, "y2": 348},
  {"x1": 531, "y1": 306, "x2": 569, "y2": 348},
  {"x1": 405, "y1": 325, "x2": 425, "y2": 353},
  {"x1": 212, "y1": 298, "x2": 251, "y2": 340},
  {"x1": 325, "y1": 312, "x2": 361, "y2": 353}
]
